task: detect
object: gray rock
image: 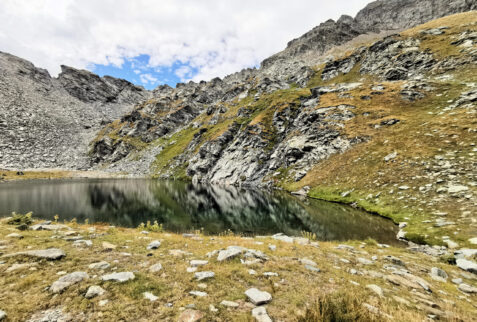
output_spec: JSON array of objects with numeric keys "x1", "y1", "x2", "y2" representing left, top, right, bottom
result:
[
  {"x1": 430, "y1": 267, "x2": 448, "y2": 282},
  {"x1": 6, "y1": 233, "x2": 23, "y2": 239},
  {"x1": 220, "y1": 300, "x2": 239, "y2": 308},
  {"x1": 2, "y1": 248, "x2": 65, "y2": 260},
  {"x1": 189, "y1": 291, "x2": 208, "y2": 297},
  {"x1": 85, "y1": 285, "x2": 105, "y2": 299},
  {"x1": 0, "y1": 310, "x2": 6, "y2": 321},
  {"x1": 143, "y1": 292, "x2": 159, "y2": 301},
  {"x1": 88, "y1": 261, "x2": 110, "y2": 270},
  {"x1": 458, "y1": 283, "x2": 477, "y2": 294},
  {"x1": 147, "y1": 240, "x2": 161, "y2": 250},
  {"x1": 305, "y1": 265, "x2": 321, "y2": 272},
  {"x1": 72, "y1": 240, "x2": 92, "y2": 248},
  {"x1": 217, "y1": 246, "x2": 243, "y2": 261},
  {"x1": 366, "y1": 284, "x2": 383, "y2": 297},
  {"x1": 245, "y1": 288, "x2": 272, "y2": 305},
  {"x1": 252, "y1": 306, "x2": 272, "y2": 322},
  {"x1": 50, "y1": 271, "x2": 89, "y2": 293},
  {"x1": 456, "y1": 258, "x2": 477, "y2": 274},
  {"x1": 195, "y1": 271, "x2": 215, "y2": 281},
  {"x1": 101, "y1": 272, "x2": 135, "y2": 282},
  {"x1": 190, "y1": 260, "x2": 208, "y2": 267},
  {"x1": 149, "y1": 263, "x2": 163, "y2": 273}
]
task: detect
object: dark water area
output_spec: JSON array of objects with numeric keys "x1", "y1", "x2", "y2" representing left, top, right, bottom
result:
[{"x1": 0, "y1": 179, "x2": 399, "y2": 244}]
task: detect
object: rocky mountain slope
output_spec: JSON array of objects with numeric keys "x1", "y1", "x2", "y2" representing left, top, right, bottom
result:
[{"x1": 0, "y1": 53, "x2": 149, "y2": 169}]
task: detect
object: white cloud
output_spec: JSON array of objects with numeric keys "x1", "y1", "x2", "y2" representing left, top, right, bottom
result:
[
  {"x1": 0, "y1": 0, "x2": 371, "y2": 83},
  {"x1": 175, "y1": 65, "x2": 193, "y2": 81},
  {"x1": 139, "y1": 73, "x2": 158, "y2": 85}
]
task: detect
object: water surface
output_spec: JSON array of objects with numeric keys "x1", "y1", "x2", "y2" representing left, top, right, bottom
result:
[{"x1": 0, "y1": 179, "x2": 399, "y2": 244}]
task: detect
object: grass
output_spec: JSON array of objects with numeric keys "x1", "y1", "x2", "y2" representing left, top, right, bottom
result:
[{"x1": 1, "y1": 217, "x2": 476, "y2": 321}]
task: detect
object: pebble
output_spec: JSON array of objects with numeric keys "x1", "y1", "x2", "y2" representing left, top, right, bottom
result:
[
  {"x1": 72, "y1": 240, "x2": 92, "y2": 248},
  {"x1": 98, "y1": 300, "x2": 109, "y2": 307},
  {"x1": 143, "y1": 292, "x2": 159, "y2": 301},
  {"x1": 245, "y1": 288, "x2": 272, "y2": 305},
  {"x1": 305, "y1": 265, "x2": 321, "y2": 272},
  {"x1": 85, "y1": 285, "x2": 105, "y2": 299},
  {"x1": 299, "y1": 258, "x2": 317, "y2": 266},
  {"x1": 268, "y1": 244, "x2": 276, "y2": 251},
  {"x1": 187, "y1": 267, "x2": 198, "y2": 273},
  {"x1": 102, "y1": 242, "x2": 117, "y2": 251},
  {"x1": 101, "y1": 272, "x2": 135, "y2": 282},
  {"x1": 263, "y1": 272, "x2": 278, "y2": 277},
  {"x1": 6, "y1": 233, "x2": 23, "y2": 239},
  {"x1": 190, "y1": 291, "x2": 208, "y2": 297}
]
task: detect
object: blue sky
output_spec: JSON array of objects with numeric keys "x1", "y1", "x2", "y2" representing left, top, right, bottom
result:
[{"x1": 92, "y1": 55, "x2": 199, "y2": 90}]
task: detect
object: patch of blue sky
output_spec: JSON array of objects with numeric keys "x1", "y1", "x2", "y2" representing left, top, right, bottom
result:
[{"x1": 91, "y1": 54, "x2": 198, "y2": 90}]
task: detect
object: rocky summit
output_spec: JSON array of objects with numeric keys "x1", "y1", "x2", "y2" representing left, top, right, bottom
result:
[{"x1": 1, "y1": 0, "x2": 477, "y2": 321}]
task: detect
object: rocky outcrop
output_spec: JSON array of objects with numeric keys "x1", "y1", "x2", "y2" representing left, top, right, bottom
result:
[
  {"x1": 0, "y1": 52, "x2": 150, "y2": 169},
  {"x1": 262, "y1": 0, "x2": 477, "y2": 70}
]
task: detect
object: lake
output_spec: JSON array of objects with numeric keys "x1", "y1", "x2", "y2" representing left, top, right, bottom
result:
[{"x1": 0, "y1": 179, "x2": 399, "y2": 244}]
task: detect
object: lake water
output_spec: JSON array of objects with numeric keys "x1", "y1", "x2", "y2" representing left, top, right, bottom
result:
[{"x1": 0, "y1": 179, "x2": 399, "y2": 244}]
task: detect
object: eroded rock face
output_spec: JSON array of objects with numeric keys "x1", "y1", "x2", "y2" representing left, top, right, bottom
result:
[{"x1": 0, "y1": 52, "x2": 149, "y2": 169}]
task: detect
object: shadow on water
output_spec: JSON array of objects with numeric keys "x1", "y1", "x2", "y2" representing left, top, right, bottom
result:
[{"x1": 0, "y1": 179, "x2": 399, "y2": 244}]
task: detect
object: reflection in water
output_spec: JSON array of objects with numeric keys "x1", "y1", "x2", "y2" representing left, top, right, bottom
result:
[{"x1": 0, "y1": 179, "x2": 399, "y2": 244}]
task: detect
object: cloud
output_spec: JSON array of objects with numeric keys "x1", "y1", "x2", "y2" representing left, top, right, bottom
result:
[
  {"x1": 139, "y1": 73, "x2": 158, "y2": 85},
  {"x1": 0, "y1": 0, "x2": 371, "y2": 84}
]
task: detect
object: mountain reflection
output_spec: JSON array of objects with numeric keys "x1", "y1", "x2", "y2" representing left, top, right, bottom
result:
[{"x1": 0, "y1": 179, "x2": 399, "y2": 244}]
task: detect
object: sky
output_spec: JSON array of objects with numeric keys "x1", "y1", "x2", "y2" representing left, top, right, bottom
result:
[{"x1": 0, "y1": 0, "x2": 371, "y2": 89}]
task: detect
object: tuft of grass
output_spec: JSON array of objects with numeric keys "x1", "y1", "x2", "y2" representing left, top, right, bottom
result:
[
  {"x1": 7, "y1": 212, "x2": 33, "y2": 227},
  {"x1": 298, "y1": 291, "x2": 378, "y2": 322}
]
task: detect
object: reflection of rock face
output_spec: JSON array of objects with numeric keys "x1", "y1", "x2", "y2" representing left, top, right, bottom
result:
[{"x1": 0, "y1": 179, "x2": 398, "y2": 244}]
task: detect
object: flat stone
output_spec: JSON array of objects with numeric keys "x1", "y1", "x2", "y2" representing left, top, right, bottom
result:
[
  {"x1": 220, "y1": 300, "x2": 239, "y2": 308},
  {"x1": 85, "y1": 285, "x2": 105, "y2": 299},
  {"x1": 147, "y1": 240, "x2": 161, "y2": 250},
  {"x1": 456, "y1": 258, "x2": 477, "y2": 274},
  {"x1": 245, "y1": 288, "x2": 272, "y2": 305},
  {"x1": 455, "y1": 249, "x2": 477, "y2": 258},
  {"x1": 101, "y1": 272, "x2": 135, "y2": 282},
  {"x1": 50, "y1": 271, "x2": 89, "y2": 293},
  {"x1": 149, "y1": 263, "x2": 163, "y2": 273},
  {"x1": 6, "y1": 233, "x2": 23, "y2": 239},
  {"x1": 366, "y1": 284, "x2": 383, "y2": 297},
  {"x1": 384, "y1": 256, "x2": 406, "y2": 267},
  {"x1": 0, "y1": 310, "x2": 6, "y2": 321},
  {"x1": 178, "y1": 309, "x2": 204, "y2": 322},
  {"x1": 358, "y1": 258, "x2": 373, "y2": 265},
  {"x1": 305, "y1": 265, "x2": 321, "y2": 272},
  {"x1": 458, "y1": 283, "x2": 477, "y2": 293},
  {"x1": 252, "y1": 306, "x2": 272, "y2": 322},
  {"x1": 99, "y1": 300, "x2": 109, "y2": 307},
  {"x1": 2, "y1": 248, "x2": 65, "y2": 260},
  {"x1": 452, "y1": 278, "x2": 463, "y2": 284},
  {"x1": 6, "y1": 263, "x2": 34, "y2": 273},
  {"x1": 190, "y1": 260, "x2": 208, "y2": 267},
  {"x1": 299, "y1": 258, "x2": 317, "y2": 266},
  {"x1": 143, "y1": 292, "x2": 159, "y2": 301},
  {"x1": 195, "y1": 271, "x2": 215, "y2": 281},
  {"x1": 447, "y1": 185, "x2": 468, "y2": 193},
  {"x1": 187, "y1": 267, "x2": 197, "y2": 273},
  {"x1": 469, "y1": 237, "x2": 477, "y2": 245},
  {"x1": 217, "y1": 246, "x2": 243, "y2": 261},
  {"x1": 88, "y1": 261, "x2": 110, "y2": 270},
  {"x1": 190, "y1": 291, "x2": 207, "y2": 297},
  {"x1": 268, "y1": 245, "x2": 276, "y2": 251},
  {"x1": 385, "y1": 275, "x2": 421, "y2": 289},
  {"x1": 263, "y1": 272, "x2": 278, "y2": 277},
  {"x1": 30, "y1": 224, "x2": 69, "y2": 231}
]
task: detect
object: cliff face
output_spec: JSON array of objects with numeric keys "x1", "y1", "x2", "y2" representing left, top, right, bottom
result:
[{"x1": 0, "y1": 52, "x2": 149, "y2": 169}]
